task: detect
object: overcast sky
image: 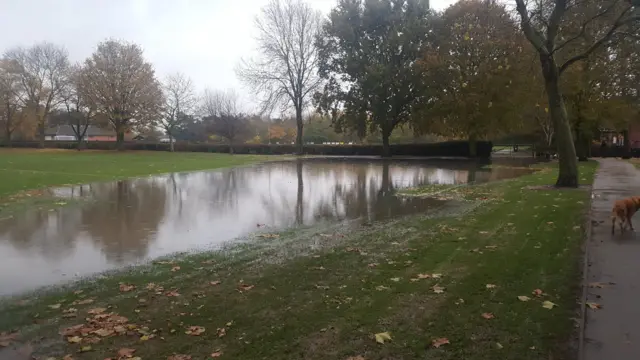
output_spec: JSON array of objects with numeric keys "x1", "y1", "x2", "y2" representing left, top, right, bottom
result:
[{"x1": 0, "y1": 0, "x2": 456, "y2": 111}]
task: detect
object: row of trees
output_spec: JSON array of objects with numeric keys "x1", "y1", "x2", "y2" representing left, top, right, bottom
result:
[{"x1": 1, "y1": 0, "x2": 639, "y2": 187}]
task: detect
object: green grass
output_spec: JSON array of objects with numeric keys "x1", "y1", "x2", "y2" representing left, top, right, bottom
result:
[
  {"x1": 0, "y1": 149, "x2": 269, "y2": 199},
  {"x1": 0, "y1": 161, "x2": 597, "y2": 360}
]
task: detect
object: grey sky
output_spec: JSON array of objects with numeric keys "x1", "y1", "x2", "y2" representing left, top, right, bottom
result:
[{"x1": 0, "y1": 0, "x2": 456, "y2": 111}]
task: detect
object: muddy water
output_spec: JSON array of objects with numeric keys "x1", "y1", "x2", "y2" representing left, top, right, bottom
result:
[{"x1": 0, "y1": 159, "x2": 531, "y2": 296}]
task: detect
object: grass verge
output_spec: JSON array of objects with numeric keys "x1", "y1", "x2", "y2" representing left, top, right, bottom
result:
[{"x1": 0, "y1": 161, "x2": 597, "y2": 360}]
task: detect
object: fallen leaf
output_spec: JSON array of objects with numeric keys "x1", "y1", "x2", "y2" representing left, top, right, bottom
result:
[
  {"x1": 589, "y1": 282, "x2": 613, "y2": 288},
  {"x1": 171, "y1": 266, "x2": 181, "y2": 272},
  {"x1": 119, "y1": 284, "x2": 135, "y2": 292},
  {"x1": 518, "y1": 296, "x2": 531, "y2": 302},
  {"x1": 416, "y1": 274, "x2": 431, "y2": 279},
  {"x1": 432, "y1": 337, "x2": 450, "y2": 348},
  {"x1": 87, "y1": 307, "x2": 107, "y2": 315},
  {"x1": 201, "y1": 260, "x2": 215, "y2": 264},
  {"x1": 542, "y1": 300, "x2": 557, "y2": 309},
  {"x1": 481, "y1": 312, "x2": 494, "y2": 319},
  {"x1": 211, "y1": 350, "x2": 223, "y2": 357},
  {"x1": 73, "y1": 299, "x2": 94, "y2": 305},
  {"x1": 217, "y1": 327, "x2": 226, "y2": 337},
  {"x1": 67, "y1": 336, "x2": 82, "y2": 343},
  {"x1": 485, "y1": 245, "x2": 498, "y2": 249},
  {"x1": 48, "y1": 303, "x2": 62, "y2": 309},
  {"x1": 432, "y1": 285, "x2": 445, "y2": 294},
  {"x1": 486, "y1": 284, "x2": 497, "y2": 289},
  {"x1": 63, "y1": 355, "x2": 74, "y2": 360},
  {"x1": 431, "y1": 273, "x2": 442, "y2": 279},
  {"x1": 586, "y1": 302, "x2": 602, "y2": 310},
  {"x1": 185, "y1": 326, "x2": 205, "y2": 336},
  {"x1": 0, "y1": 332, "x2": 18, "y2": 347},
  {"x1": 367, "y1": 263, "x2": 378, "y2": 268},
  {"x1": 168, "y1": 355, "x2": 192, "y2": 360},
  {"x1": 93, "y1": 328, "x2": 114, "y2": 337},
  {"x1": 80, "y1": 345, "x2": 92, "y2": 352},
  {"x1": 165, "y1": 290, "x2": 180, "y2": 297},
  {"x1": 532, "y1": 289, "x2": 543, "y2": 297},
  {"x1": 455, "y1": 298, "x2": 465, "y2": 305},
  {"x1": 374, "y1": 332, "x2": 392, "y2": 344},
  {"x1": 496, "y1": 342, "x2": 504, "y2": 349},
  {"x1": 375, "y1": 285, "x2": 390, "y2": 291},
  {"x1": 238, "y1": 284, "x2": 254, "y2": 291},
  {"x1": 346, "y1": 357, "x2": 365, "y2": 360},
  {"x1": 390, "y1": 277, "x2": 400, "y2": 282},
  {"x1": 209, "y1": 280, "x2": 221, "y2": 286}
]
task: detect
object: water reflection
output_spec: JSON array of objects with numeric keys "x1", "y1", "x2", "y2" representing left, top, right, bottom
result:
[{"x1": 0, "y1": 159, "x2": 530, "y2": 295}]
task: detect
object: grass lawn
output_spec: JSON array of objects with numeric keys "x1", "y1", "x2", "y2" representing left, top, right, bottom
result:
[
  {"x1": 0, "y1": 161, "x2": 597, "y2": 360},
  {"x1": 0, "y1": 149, "x2": 269, "y2": 200}
]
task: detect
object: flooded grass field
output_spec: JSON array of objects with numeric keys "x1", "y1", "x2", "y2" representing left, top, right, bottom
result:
[{"x1": 0, "y1": 158, "x2": 531, "y2": 296}]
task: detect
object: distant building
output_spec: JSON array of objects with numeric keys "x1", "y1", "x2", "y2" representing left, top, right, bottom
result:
[{"x1": 44, "y1": 125, "x2": 117, "y2": 142}]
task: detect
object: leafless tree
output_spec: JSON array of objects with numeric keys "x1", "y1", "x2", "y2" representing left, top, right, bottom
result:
[
  {"x1": 0, "y1": 59, "x2": 23, "y2": 146},
  {"x1": 3, "y1": 42, "x2": 69, "y2": 147},
  {"x1": 202, "y1": 89, "x2": 248, "y2": 153},
  {"x1": 236, "y1": 0, "x2": 323, "y2": 154},
  {"x1": 60, "y1": 64, "x2": 97, "y2": 150},
  {"x1": 514, "y1": 0, "x2": 640, "y2": 187},
  {"x1": 80, "y1": 39, "x2": 164, "y2": 150},
  {"x1": 159, "y1": 72, "x2": 197, "y2": 151}
]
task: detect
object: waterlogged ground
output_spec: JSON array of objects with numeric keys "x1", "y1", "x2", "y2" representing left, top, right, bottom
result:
[
  {"x1": 0, "y1": 158, "x2": 530, "y2": 296},
  {"x1": 0, "y1": 161, "x2": 596, "y2": 360}
]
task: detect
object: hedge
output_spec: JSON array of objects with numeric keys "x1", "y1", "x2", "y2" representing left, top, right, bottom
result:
[
  {"x1": 0, "y1": 140, "x2": 493, "y2": 158},
  {"x1": 590, "y1": 145, "x2": 640, "y2": 158}
]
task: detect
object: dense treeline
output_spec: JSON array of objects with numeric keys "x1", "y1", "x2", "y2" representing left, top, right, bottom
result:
[{"x1": 0, "y1": 0, "x2": 639, "y2": 186}]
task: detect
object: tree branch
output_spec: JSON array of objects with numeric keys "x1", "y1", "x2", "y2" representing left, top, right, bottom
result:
[{"x1": 515, "y1": 0, "x2": 550, "y2": 55}]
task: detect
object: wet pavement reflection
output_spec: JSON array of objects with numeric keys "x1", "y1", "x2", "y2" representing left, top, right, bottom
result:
[{"x1": 0, "y1": 159, "x2": 531, "y2": 295}]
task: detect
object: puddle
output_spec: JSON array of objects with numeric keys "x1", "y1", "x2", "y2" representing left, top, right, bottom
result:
[{"x1": 0, "y1": 158, "x2": 532, "y2": 295}]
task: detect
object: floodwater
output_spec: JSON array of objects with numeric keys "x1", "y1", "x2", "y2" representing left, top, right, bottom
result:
[{"x1": 0, "y1": 159, "x2": 531, "y2": 296}]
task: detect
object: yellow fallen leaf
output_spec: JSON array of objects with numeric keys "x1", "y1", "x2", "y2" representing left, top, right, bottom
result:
[
  {"x1": 67, "y1": 336, "x2": 82, "y2": 343},
  {"x1": 390, "y1": 277, "x2": 400, "y2": 282},
  {"x1": 542, "y1": 300, "x2": 556, "y2": 309},
  {"x1": 486, "y1": 284, "x2": 497, "y2": 289},
  {"x1": 48, "y1": 304, "x2": 62, "y2": 310},
  {"x1": 80, "y1": 345, "x2": 92, "y2": 352},
  {"x1": 518, "y1": 296, "x2": 531, "y2": 302},
  {"x1": 586, "y1": 302, "x2": 602, "y2": 310},
  {"x1": 374, "y1": 331, "x2": 392, "y2": 344},
  {"x1": 496, "y1": 342, "x2": 504, "y2": 349}
]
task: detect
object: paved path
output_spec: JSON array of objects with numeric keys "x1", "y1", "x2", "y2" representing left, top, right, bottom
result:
[{"x1": 583, "y1": 158, "x2": 640, "y2": 359}]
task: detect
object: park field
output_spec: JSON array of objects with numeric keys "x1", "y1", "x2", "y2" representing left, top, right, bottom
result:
[
  {"x1": 0, "y1": 160, "x2": 597, "y2": 360},
  {"x1": 0, "y1": 149, "x2": 269, "y2": 200}
]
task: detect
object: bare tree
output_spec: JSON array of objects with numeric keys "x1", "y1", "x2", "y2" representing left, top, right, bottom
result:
[
  {"x1": 3, "y1": 42, "x2": 69, "y2": 148},
  {"x1": 0, "y1": 59, "x2": 23, "y2": 146},
  {"x1": 159, "y1": 72, "x2": 197, "y2": 151},
  {"x1": 236, "y1": 0, "x2": 323, "y2": 154},
  {"x1": 80, "y1": 39, "x2": 163, "y2": 150},
  {"x1": 202, "y1": 89, "x2": 248, "y2": 153},
  {"x1": 514, "y1": 0, "x2": 640, "y2": 187},
  {"x1": 60, "y1": 64, "x2": 97, "y2": 150}
]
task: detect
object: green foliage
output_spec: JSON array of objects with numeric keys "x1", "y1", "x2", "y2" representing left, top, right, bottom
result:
[{"x1": 315, "y1": 0, "x2": 436, "y2": 155}]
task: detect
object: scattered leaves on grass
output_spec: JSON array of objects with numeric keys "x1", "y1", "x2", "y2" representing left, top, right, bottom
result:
[
  {"x1": 209, "y1": 280, "x2": 221, "y2": 286},
  {"x1": 48, "y1": 303, "x2": 62, "y2": 310},
  {"x1": 0, "y1": 332, "x2": 18, "y2": 347},
  {"x1": 532, "y1": 289, "x2": 543, "y2": 297},
  {"x1": 542, "y1": 301, "x2": 557, "y2": 309},
  {"x1": 486, "y1": 284, "x2": 497, "y2": 289},
  {"x1": 481, "y1": 313, "x2": 494, "y2": 319},
  {"x1": 93, "y1": 328, "x2": 115, "y2": 337},
  {"x1": 185, "y1": 326, "x2": 205, "y2": 336},
  {"x1": 67, "y1": 336, "x2": 82, "y2": 343},
  {"x1": 432, "y1": 338, "x2": 450, "y2": 348},
  {"x1": 171, "y1": 266, "x2": 181, "y2": 272},
  {"x1": 211, "y1": 350, "x2": 223, "y2": 357},
  {"x1": 374, "y1": 332, "x2": 392, "y2": 344},
  {"x1": 119, "y1": 284, "x2": 135, "y2": 292},
  {"x1": 432, "y1": 285, "x2": 445, "y2": 294},
  {"x1": 87, "y1": 307, "x2": 107, "y2": 315},
  {"x1": 168, "y1": 355, "x2": 192, "y2": 360},
  {"x1": 518, "y1": 296, "x2": 531, "y2": 302},
  {"x1": 587, "y1": 302, "x2": 602, "y2": 310}
]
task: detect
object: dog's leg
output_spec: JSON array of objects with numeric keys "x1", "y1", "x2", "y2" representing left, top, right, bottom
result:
[{"x1": 629, "y1": 215, "x2": 635, "y2": 231}]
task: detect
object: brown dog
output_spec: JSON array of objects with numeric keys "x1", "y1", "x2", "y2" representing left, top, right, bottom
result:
[{"x1": 611, "y1": 196, "x2": 640, "y2": 234}]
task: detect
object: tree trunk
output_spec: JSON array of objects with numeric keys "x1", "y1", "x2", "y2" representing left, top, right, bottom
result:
[
  {"x1": 541, "y1": 56, "x2": 578, "y2": 188},
  {"x1": 116, "y1": 130, "x2": 125, "y2": 151},
  {"x1": 381, "y1": 125, "x2": 391, "y2": 158},
  {"x1": 228, "y1": 138, "x2": 234, "y2": 155},
  {"x1": 38, "y1": 121, "x2": 45, "y2": 148},
  {"x1": 295, "y1": 106, "x2": 304, "y2": 155},
  {"x1": 295, "y1": 159, "x2": 304, "y2": 225},
  {"x1": 169, "y1": 135, "x2": 175, "y2": 152},
  {"x1": 468, "y1": 133, "x2": 478, "y2": 158}
]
